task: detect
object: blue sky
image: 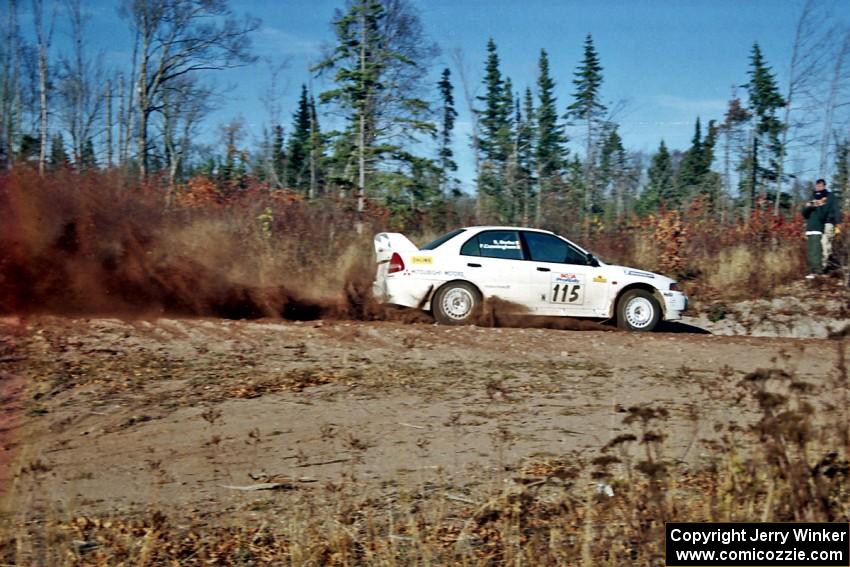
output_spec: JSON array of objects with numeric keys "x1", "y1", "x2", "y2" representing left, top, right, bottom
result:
[{"x1": 23, "y1": 0, "x2": 850, "y2": 189}]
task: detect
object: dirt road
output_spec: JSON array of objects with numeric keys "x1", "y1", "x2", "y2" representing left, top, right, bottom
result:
[{"x1": 2, "y1": 315, "x2": 846, "y2": 528}]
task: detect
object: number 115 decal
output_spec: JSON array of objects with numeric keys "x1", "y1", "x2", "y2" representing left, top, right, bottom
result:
[{"x1": 550, "y1": 274, "x2": 585, "y2": 304}]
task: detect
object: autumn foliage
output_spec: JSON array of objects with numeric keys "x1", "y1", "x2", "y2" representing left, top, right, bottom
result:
[{"x1": 0, "y1": 169, "x2": 837, "y2": 317}]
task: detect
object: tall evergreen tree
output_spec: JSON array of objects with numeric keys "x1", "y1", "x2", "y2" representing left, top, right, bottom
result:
[
  {"x1": 437, "y1": 68, "x2": 458, "y2": 192},
  {"x1": 307, "y1": 92, "x2": 324, "y2": 198},
  {"x1": 517, "y1": 87, "x2": 536, "y2": 224},
  {"x1": 287, "y1": 84, "x2": 312, "y2": 193},
  {"x1": 638, "y1": 140, "x2": 674, "y2": 214},
  {"x1": 79, "y1": 138, "x2": 97, "y2": 170},
  {"x1": 477, "y1": 39, "x2": 510, "y2": 163},
  {"x1": 676, "y1": 118, "x2": 705, "y2": 197},
  {"x1": 313, "y1": 0, "x2": 436, "y2": 218},
  {"x1": 475, "y1": 39, "x2": 514, "y2": 220},
  {"x1": 48, "y1": 134, "x2": 69, "y2": 170},
  {"x1": 721, "y1": 89, "x2": 751, "y2": 213},
  {"x1": 566, "y1": 34, "x2": 606, "y2": 235},
  {"x1": 598, "y1": 125, "x2": 627, "y2": 219},
  {"x1": 745, "y1": 43, "x2": 786, "y2": 208},
  {"x1": 535, "y1": 49, "x2": 567, "y2": 225}
]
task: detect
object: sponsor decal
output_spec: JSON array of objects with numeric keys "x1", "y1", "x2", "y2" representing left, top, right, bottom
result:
[
  {"x1": 592, "y1": 275, "x2": 607, "y2": 283},
  {"x1": 554, "y1": 273, "x2": 581, "y2": 284},
  {"x1": 410, "y1": 269, "x2": 442, "y2": 276},
  {"x1": 480, "y1": 240, "x2": 520, "y2": 250},
  {"x1": 627, "y1": 270, "x2": 655, "y2": 279},
  {"x1": 411, "y1": 255, "x2": 433, "y2": 265},
  {"x1": 444, "y1": 271, "x2": 464, "y2": 277}
]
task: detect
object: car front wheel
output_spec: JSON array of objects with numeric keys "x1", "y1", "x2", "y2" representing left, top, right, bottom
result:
[
  {"x1": 617, "y1": 289, "x2": 661, "y2": 332},
  {"x1": 432, "y1": 282, "x2": 480, "y2": 325}
]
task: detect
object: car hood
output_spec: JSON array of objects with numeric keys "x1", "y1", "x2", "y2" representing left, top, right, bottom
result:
[{"x1": 602, "y1": 264, "x2": 677, "y2": 289}]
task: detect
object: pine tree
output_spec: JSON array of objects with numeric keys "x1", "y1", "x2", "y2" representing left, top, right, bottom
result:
[
  {"x1": 477, "y1": 39, "x2": 510, "y2": 163},
  {"x1": 638, "y1": 140, "x2": 674, "y2": 215},
  {"x1": 566, "y1": 34, "x2": 606, "y2": 235},
  {"x1": 48, "y1": 134, "x2": 68, "y2": 170},
  {"x1": 475, "y1": 38, "x2": 513, "y2": 220},
  {"x1": 437, "y1": 68, "x2": 458, "y2": 192},
  {"x1": 745, "y1": 43, "x2": 786, "y2": 208},
  {"x1": 676, "y1": 118, "x2": 705, "y2": 199},
  {"x1": 535, "y1": 49, "x2": 567, "y2": 225},
  {"x1": 721, "y1": 90, "x2": 751, "y2": 214},
  {"x1": 598, "y1": 125, "x2": 627, "y2": 219},
  {"x1": 307, "y1": 92, "x2": 323, "y2": 198},
  {"x1": 313, "y1": 0, "x2": 435, "y2": 219},
  {"x1": 287, "y1": 84, "x2": 311, "y2": 193},
  {"x1": 517, "y1": 87, "x2": 536, "y2": 225},
  {"x1": 79, "y1": 138, "x2": 97, "y2": 170}
]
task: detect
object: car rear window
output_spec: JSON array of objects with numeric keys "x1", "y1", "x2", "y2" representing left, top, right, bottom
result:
[{"x1": 420, "y1": 228, "x2": 465, "y2": 250}]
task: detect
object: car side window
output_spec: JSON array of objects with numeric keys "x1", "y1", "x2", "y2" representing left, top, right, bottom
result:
[
  {"x1": 523, "y1": 231, "x2": 588, "y2": 265},
  {"x1": 461, "y1": 231, "x2": 523, "y2": 260}
]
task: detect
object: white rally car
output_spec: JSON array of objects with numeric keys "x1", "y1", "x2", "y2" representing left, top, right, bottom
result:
[{"x1": 372, "y1": 226, "x2": 688, "y2": 332}]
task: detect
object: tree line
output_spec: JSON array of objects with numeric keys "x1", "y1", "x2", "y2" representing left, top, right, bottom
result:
[{"x1": 0, "y1": 0, "x2": 848, "y2": 234}]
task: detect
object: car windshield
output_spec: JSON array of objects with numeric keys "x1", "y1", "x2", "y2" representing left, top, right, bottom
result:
[{"x1": 420, "y1": 228, "x2": 465, "y2": 250}]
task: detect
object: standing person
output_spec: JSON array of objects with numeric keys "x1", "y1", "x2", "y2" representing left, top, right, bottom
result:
[
  {"x1": 802, "y1": 179, "x2": 831, "y2": 279},
  {"x1": 821, "y1": 180, "x2": 842, "y2": 270}
]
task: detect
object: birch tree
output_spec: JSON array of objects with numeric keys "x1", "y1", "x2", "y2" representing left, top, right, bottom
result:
[
  {"x1": 57, "y1": 0, "x2": 103, "y2": 167},
  {"x1": 32, "y1": 0, "x2": 55, "y2": 175},
  {"x1": 121, "y1": 0, "x2": 258, "y2": 176}
]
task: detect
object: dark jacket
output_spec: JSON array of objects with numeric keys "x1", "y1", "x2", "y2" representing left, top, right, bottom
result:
[
  {"x1": 802, "y1": 191, "x2": 831, "y2": 232},
  {"x1": 824, "y1": 192, "x2": 842, "y2": 225}
]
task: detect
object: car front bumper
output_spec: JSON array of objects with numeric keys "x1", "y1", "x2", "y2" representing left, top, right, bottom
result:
[{"x1": 662, "y1": 291, "x2": 688, "y2": 321}]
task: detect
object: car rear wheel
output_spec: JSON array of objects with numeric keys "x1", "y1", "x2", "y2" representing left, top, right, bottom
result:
[
  {"x1": 617, "y1": 289, "x2": 661, "y2": 332},
  {"x1": 433, "y1": 282, "x2": 480, "y2": 325}
]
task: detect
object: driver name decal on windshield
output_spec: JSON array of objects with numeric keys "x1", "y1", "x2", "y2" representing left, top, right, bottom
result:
[{"x1": 550, "y1": 273, "x2": 585, "y2": 304}]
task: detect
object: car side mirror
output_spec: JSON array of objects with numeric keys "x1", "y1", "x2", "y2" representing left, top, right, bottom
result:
[{"x1": 586, "y1": 252, "x2": 599, "y2": 267}]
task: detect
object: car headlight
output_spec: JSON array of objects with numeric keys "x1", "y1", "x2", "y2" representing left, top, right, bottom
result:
[{"x1": 669, "y1": 282, "x2": 681, "y2": 291}]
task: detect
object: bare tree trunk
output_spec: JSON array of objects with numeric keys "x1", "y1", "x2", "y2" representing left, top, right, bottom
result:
[
  {"x1": 355, "y1": 8, "x2": 367, "y2": 232},
  {"x1": 105, "y1": 79, "x2": 112, "y2": 167},
  {"x1": 137, "y1": 23, "x2": 150, "y2": 177},
  {"x1": 723, "y1": 125, "x2": 731, "y2": 221},
  {"x1": 583, "y1": 116, "x2": 593, "y2": 238},
  {"x1": 1, "y1": 0, "x2": 19, "y2": 168},
  {"x1": 819, "y1": 31, "x2": 850, "y2": 177},
  {"x1": 534, "y1": 163, "x2": 544, "y2": 226},
  {"x1": 117, "y1": 74, "x2": 125, "y2": 164},
  {"x1": 33, "y1": 0, "x2": 52, "y2": 175},
  {"x1": 308, "y1": 97, "x2": 319, "y2": 199},
  {"x1": 775, "y1": 0, "x2": 831, "y2": 214}
]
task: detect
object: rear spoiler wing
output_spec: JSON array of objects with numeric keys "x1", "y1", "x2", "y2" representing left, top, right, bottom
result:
[{"x1": 374, "y1": 232, "x2": 418, "y2": 263}]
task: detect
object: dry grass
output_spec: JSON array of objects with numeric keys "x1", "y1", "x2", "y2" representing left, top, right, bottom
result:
[
  {"x1": 3, "y1": 334, "x2": 848, "y2": 566},
  {"x1": 699, "y1": 243, "x2": 805, "y2": 298}
]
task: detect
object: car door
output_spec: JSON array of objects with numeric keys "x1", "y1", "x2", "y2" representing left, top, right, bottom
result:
[
  {"x1": 458, "y1": 230, "x2": 535, "y2": 305},
  {"x1": 521, "y1": 231, "x2": 609, "y2": 316}
]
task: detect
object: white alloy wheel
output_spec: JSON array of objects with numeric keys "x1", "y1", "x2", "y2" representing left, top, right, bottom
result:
[
  {"x1": 433, "y1": 282, "x2": 479, "y2": 325},
  {"x1": 617, "y1": 289, "x2": 661, "y2": 332},
  {"x1": 624, "y1": 296, "x2": 655, "y2": 329}
]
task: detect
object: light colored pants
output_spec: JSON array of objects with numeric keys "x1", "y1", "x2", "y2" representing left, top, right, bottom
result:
[{"x1": 822, "y1": 223, "x2": 835, "y2": 268}]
